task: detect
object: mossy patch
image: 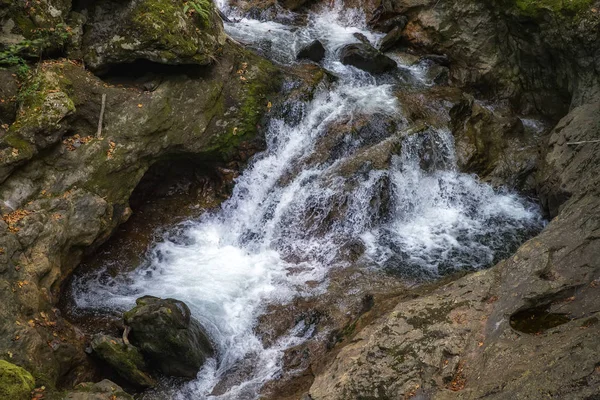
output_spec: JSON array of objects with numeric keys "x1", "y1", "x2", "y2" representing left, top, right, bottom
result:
[{"x1": 0, "y1": 360, "x2": 35, "y2": 400}]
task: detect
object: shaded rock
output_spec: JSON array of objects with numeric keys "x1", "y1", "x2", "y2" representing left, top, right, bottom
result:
[
  {"x1": 371, "y1": 15, "x2": 407, "y2": 33},
  {"x1": 82, "y1": 0, "x2": 226, "y2": 71},
  {"x1": 450, "y1": 94, "x2": 544, "y2": 191},
  {"x1": 0, "y1": 360, "x2": 35, "y2": 400},
  {"x1": 297, "y1": 40, "x2": 325, "y2": 63},
  {"x1": 64, "y1": 380, "x2": 133, "y2": 400},
  {"x1": 378, "y1": 25, "x2": 403, "y2": 52},
  {"x1": 124, "y1": 296, "x2": 213, "y2": 378},
  {"x1": 421, "y1": 53, "x2": 450, "y2": 67},
  {"x1": 352, "y1": 32, "x2": 370, "y2": 45},
  {"x1": 339, "y1": 43, "x2": 396, "y2": 74},
  {"x1": 90, "y1": 334, "x2": 155, "y2": 388},
  {"x1": 423, "y1": 62, "x2": 449, "y2": 85},
  {"x1": 0, "y1": 69, "x2": 18, "y2": 128}
]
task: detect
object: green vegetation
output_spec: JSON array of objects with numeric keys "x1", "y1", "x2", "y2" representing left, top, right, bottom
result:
[
  {"x1": 184, "y1": 0, "x2": 213, "y2": 24},
  {"x1": 0, "y1": 24, "x2": 71, "y2": 78},
  {"x1": 0, "y1": 360, "x2": 35, "y2": 400}
]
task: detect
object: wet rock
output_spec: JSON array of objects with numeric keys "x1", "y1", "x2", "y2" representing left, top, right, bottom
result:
[
  {"x1": 82, "y1": 0, "x2": 226, "y2": 71},
  {"x1": 352, "y1": 32, "x2": 371, "y2": 45},
  {"x1": 90, "y1": 334, "x2": 156, "y2": 388},
  {"x1": 378, "y1": 25, "x2": 403, "y2": 52},
  {"x1": 421, "y1": 53, "x2": 450, "y2": 67},
  {"x1": 423, "y1": 62, "x2": 449, "y2": 85},
  {"x1": 64, "y1": 380, "x2": 133, "y2": 400},
  {"x1": 339, "y1": 43, "x2": 396, "y2": 74},
  {"x1": 0, "y1": 360, "x2": 35, "y2": 400},
  {"x1": 123, "y1": 296, "x2": 214, "y2": 378},
  {"x1": 371, "y1": 15, "x2": 408, "y2": 33},
  {"x1": 297, "y1": 40, "x2": 325, "y2": 63},
  {"x1": 450, "y1": 94, "x2": 543, "y2": 191}
]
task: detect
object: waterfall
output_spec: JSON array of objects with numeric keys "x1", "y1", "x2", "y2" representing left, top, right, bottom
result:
[{"x1": 71, "y1": 2, "x2": 544, "y2": 399}]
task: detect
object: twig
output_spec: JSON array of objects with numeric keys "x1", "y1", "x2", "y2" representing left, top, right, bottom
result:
[
  {"x1": 122, "y1": 325, "x2": 131, "y2": 345},
  {"x1": 96, "y1": 93, "x2": 106, "y2": 138},
  {"x1": 567, "y1": 139, "x2": 600, "y2": 145}
]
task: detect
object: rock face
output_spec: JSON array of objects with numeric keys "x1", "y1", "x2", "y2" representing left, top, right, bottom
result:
[
  {"x1": 297, "y1": 40, "x2": 326, "y2": 63},
  {"x1": 0, "y1": 26, "x2": 281, "y2": 393},
  {"x1": 308, "y1": 96, "x2": 600, "y2": 399},
  {"x1": 91, "y1": 334, "x2": 156, "y2": 388},
  {"x1": 82, "y1": 0, "x2": 227, "y2": 71},
  {"x1": 63, "y1": 380, "x2": 134, "y2": 400},
  {"x1": 0, "y1": 360, "x2": 35, "y2": 400},
  {"x1": 339, "y1": 43, "x2": 396, "y2": 74},
  {"x1": 123, "y1": 296, "x2": 214, "y2": 378}
]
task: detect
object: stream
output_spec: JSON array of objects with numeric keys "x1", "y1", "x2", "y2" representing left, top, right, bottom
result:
[{"x1": 70, "y1": 2, "x2": 545, "y2": 399}]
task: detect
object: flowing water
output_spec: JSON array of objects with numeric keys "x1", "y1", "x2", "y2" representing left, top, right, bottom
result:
[{"x1": 71, "y1": 2, "x2": 545, "y2": 398}]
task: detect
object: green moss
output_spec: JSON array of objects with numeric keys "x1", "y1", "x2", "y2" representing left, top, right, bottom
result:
[
  {"x1": 130, "y1": 0, "x2": 207, "y2": 62},
  {"x1": 0, "y1": 360, "x2": 35, "y2": 400},
  {"x1": 204, "y1": 51, "x2": 282, "y2": 160}
]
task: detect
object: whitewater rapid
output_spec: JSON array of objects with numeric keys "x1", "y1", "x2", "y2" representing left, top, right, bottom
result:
[{"x1": 71, "y1": 2, "x2": 544, "y2": 399}]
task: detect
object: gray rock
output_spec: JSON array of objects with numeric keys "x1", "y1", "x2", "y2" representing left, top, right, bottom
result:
[
  {"x1": 123, "y1": 296, "x2": 214, "y2": 378},
  {"x1": 378, "y1": 25, "x2": 403, "y2": 52},
  {"x1": 63, "y1": 380, "x2": 133, "y2": 400}
]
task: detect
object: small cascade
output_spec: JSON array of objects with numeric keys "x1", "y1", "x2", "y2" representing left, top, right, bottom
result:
[{"x1": 71, "y1": 2, "x2": 545, "y2": 399}]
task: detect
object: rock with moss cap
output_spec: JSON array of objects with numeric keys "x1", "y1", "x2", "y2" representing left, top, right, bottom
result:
[
  {"x1": 90, "y1": 334, "x2": 156, "y2": 388},
  {"x1": 82, "y1": 0, "x2": 226, "y2": 71},
  {"x1": 123, "y1": 296, "x2": 214, "y2": 378},
  {"x1": 0, "y1": 360, "x2": 35, "y2": 400}
]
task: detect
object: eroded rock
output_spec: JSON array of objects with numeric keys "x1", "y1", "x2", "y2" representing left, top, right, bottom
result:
[{"x1": 64, "y1": 379, "x2": 133, "y2": 400}]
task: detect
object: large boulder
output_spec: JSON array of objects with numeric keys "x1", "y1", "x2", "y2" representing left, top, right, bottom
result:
[
  {"x1": 0, "y1": 360, "x2": 35, "y2": 400},
  {"x1": 123, "y1": 296, "x2": 213, "y2": 378},
  {"x1": 297, "y1": 40, "x2": 325, "y2": 63},
  {"x1": 90, "y1": 334, "x2": 156, "y2": 388},
  {"x1": 82, "y1": 0, "x2": 226, "y2": 71},
  {"x1": 339, "y1": 43, "x2": 396, "y2": 74}
]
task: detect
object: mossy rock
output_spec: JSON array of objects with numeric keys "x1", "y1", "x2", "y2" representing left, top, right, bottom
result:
[
  {"x1": 82, "y1": 0, "x2": 226, "y2": 71},
  {"x1": 0, "y1": 360, "x2": 35, "y2": 400},
  {"x1": 91, "y1": 335, "x2": 156, "y2": 388},
  {"x1": 62, "y1": 379, "x2": 134, "y2": 400},
  {"x1": 123, "y1": 296, "x2": 214, "y2": 378}
]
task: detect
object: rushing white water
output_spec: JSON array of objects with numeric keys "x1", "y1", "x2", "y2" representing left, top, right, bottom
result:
[{"x1": 72, "y1": 2, "x2": 544, "y2": 399}]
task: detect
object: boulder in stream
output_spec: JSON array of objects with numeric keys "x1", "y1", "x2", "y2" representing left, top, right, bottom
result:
[
  {"x1": 379, "y1": 26, "x2": 403, "y2": 52},
  {"x1": 340, "y1": 43, "x2": 396, "y2": 74},
  {"x1": 91, "y1": 334, "x2": 156, "y2": 388},
  {"x1": 123, "y1": 296, "x2": 214, "y2": 378},
  {"x1": 297, "y1": 40, "x2": 326, "y2": 63}
]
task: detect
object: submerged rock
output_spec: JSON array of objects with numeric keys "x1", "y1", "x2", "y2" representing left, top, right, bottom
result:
[
  {"x1": 340, "y1": 43, "x2": 396, "y2": 74},
  {"x1": 64, "y1": 380, "x2": 133, "y2": 400},
  {"x1": 124, "y1": 296, "x2": 214, "y2": 378},
  {"x1": 91, "y1": 334, "x2": 156, "y2": 388},
  {"x1": 297, "y1": 40, "x2": 326, "y2": 63},
  {"x1": 0, "y1": 360, "x2": 35, "y2": 400}
]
